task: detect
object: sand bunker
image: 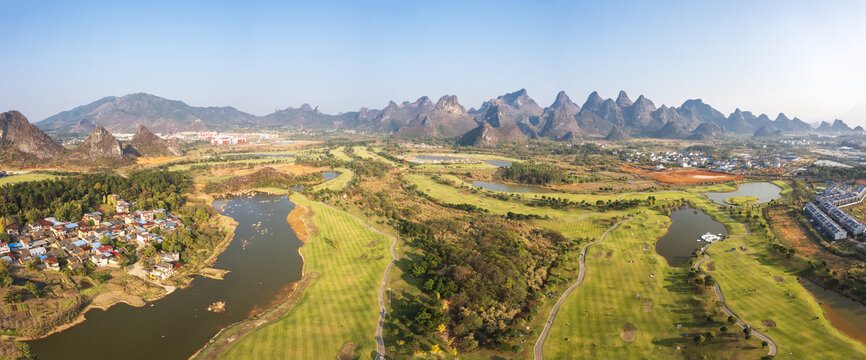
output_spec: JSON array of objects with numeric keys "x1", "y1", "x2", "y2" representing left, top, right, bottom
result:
[
  {"x1": 621, "y1": 323, "x2": 636, "y2": 342},
  {"x1": 642, "y1": 300, "x2": 653, "y2": 312},
  {"x1": 338, "y1": 342, "x2": 357, "y2": 360}
]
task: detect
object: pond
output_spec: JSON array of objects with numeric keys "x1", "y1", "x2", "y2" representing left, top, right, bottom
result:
[
  {"x1": 322, "y1": 171, "x2": 339, "y2": 181},
  {"x1": 468, "y1": 180, "x2": 554, "y2": 194},
  {"x1": 29, "y1": 193, "x2": 304, "y2": 359},
  {"x1": 801, "y1": 279, "x2": 866, "y2": 345},
  {"x1": 655, "y1": 205, "x2": 728, "y2": 266},
  {"x1": 704, "y1": 182, "x2": 783, "y2": 205},
  {"x1": 413, "y1": 155, "x2": 512, "y2": 167}
]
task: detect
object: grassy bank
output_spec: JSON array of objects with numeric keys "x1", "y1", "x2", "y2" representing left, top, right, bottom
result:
[{"x1": 220, "y1": 194, "x2": 391, "y2": 359}]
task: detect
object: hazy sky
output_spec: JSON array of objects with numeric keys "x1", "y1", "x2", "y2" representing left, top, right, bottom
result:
[{"x1": 2, "y1": 0, "x2": 866, "y2": 125}]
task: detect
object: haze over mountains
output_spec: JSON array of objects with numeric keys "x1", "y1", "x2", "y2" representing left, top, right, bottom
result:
[
  {"x1": 33, "y1": 90, "x2": 866, "y2": 147},
  {"x1": 1, "y1": 110, "x2": 182, "y2": 162}
]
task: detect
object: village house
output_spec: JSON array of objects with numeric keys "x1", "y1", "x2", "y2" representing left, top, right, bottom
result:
[{"x1": 43, "y1": 256, "x2": 60, "y2": 271}]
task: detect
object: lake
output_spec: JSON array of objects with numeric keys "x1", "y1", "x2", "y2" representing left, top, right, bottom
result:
[
  {"x1": 655, "y1": 205, "x2": 728, "y2": 266},
  {"x1": 414, "y1": 155, "x2": 513, "y2": 167},
  {"x1": 468, "y1": 180, "x2": 554, "y2": 194},
  {"x1": 704, "y1": 182, "x2": 783, "y2": 205},
  {"x1": 29, "y1": 193, "x2": 304, "y2": 359},
  {"x1": 801, "y1": 279, "x2": 866, "y2": 345}
]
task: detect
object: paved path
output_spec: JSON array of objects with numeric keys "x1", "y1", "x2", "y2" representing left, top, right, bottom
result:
[
  {"x1": 533, "y1": 218, "x2": 632, "y2": 360},
  {"x1": 307, "y1": 197, "x2": 397, "y2": 360},
  {"x1": 693, "y1": 211, "x2": 777, "y2": 356}
]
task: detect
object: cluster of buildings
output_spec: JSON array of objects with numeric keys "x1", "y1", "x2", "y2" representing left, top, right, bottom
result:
[
  {"x1": 804, "y1": 184, "x2": 866, "y2": 241},
  {"x1": 400, "y1": 142, "x2": 444, "y2": 150},
  {"x1": 623, "y1": 149, "x2": 799, "y2": 173},
  {"x1": 1, "y1": 195, "x2": 184, "y2": 281}
]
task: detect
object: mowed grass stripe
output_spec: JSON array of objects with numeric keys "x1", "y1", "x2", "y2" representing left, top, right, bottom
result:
[
  {"x1": 330, "y1": 146, "x2": 353, "y2": 161},
  {"x1": 706, "y1": 232, "x2": 866, "y2": 358},
  {"x1": 405, "y1": 173, "x2": 595, "y2": 219},
  {"x1": 312, "y1": 168, "x2": 353, "y2": 192},
  {"x1": 543, "y1": 211, "x2": 765, "y2": 359},
  {"x1": 221, "y1": 195, "x2": 390, "y2": 359}
]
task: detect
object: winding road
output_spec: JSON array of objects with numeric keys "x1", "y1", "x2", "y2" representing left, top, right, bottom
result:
[
  {"x1": 693, "y1": 211, "x2": 778, "y2": 356},
  {"x1": 533, "y1": 218, "x2": 632, "y2": 360},
  {"x1": 306, "y1": 197, "x2": 397, "y2": 360}
]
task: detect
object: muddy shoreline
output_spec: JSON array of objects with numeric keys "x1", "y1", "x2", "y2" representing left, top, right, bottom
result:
[
  {"x1": 8, "y1": 195, "x2": 239, "y2": 343},
  {"x1": 190, "y1": 197, "x2": 312, "y2": 359}
]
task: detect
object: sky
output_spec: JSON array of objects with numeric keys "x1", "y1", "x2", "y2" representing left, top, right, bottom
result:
[{"x1": 2, "y1": 0, "x2": 866, "y2": 126}]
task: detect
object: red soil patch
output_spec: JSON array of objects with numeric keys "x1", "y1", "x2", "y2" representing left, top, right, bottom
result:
[
  {"x1": 774, "y1": 276, "x2": 785, "y2": 283},
  {"x1": 623, "y1": 166, "x2": 742, "y2": 184},
  {"x1": 593, "y1": 248, "x2": 603, "y2": 258},
  {"x1": 642, "y1": 244, "x2": 651, "y2": 251},
  {"x1": 705, "y1": 262, "x2": 716, "y2": 271},
  {"x1": 606, "y1": 250, "x2": 614, "y2": 258},
  {"x1": 762, "y1": 320, "x2": 776, "y2": 328},
  {"x1": 766, "y1": 207, "x2": 856, "y2": 273}
]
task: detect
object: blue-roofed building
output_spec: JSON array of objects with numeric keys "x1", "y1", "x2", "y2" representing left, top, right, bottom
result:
[
  {"x1": 72, "y1": 240, "x2": 87, "y2": 247},
  {"x1": 65, "y1": 223, "x2": 79, "y2": 229}
]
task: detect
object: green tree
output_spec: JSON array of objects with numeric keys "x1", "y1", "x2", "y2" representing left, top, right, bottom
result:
[{"x1": 24, "y1": 281, "x2": 42, "y2": 298}]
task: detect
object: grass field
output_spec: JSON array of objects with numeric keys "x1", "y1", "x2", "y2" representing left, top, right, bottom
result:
[
  {"x1": 221, "y1": 194, "x2": 391, "y2": 360},
  {"x1": 0, "y1": 173, "x2": 63, "y2": 186},
  {"x1": 542, "y1": 211, "x2": 765, "y2": 360},
  {"x1": 701, "y1": 226, "x2": 866, "y2": 358},
  {"x1": 329, "y1": 146, "x2": 353, "y2": 161},
  {"x1": 312, "y1": 168, "x2": 353, "y2": 191},
  {"x1": 725, "y1": 196, "x2": 759, "y2": 206},
  {"x1": 351, "y1": 146, "x2": 397, "y2": 166},
  {"x1": 167, "y1": 157, "x2": 294, "y2": 171},
  {"x1": 405, "y1": 173, "x2": 595, "y2": 219},
  {"x1": 771, "y1": 180, "x2": 793, "y2": 197}
]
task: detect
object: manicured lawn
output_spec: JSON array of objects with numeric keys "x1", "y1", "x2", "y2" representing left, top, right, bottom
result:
[
  {"x1": 703, "y1": 229, "x2": 866, "y2": 358},
  {"x1": 771, "y1": 180, "x2": 793, "y2": 197},
  {"x1": 312, "y1": 168, "x2": 353, "y2": 191},
  {"x1": 221, "y1": 194, "x2": 391, "y2": 359},
  {"x1": 542, "y1": 211, "x2": 765, "y2": 360},
  {"x1": 329, "y1": 146, "x2": 353, "y2": 161},
  {"x1": 687, "y1": 183, "x2": 738, "y2": 193},
  {"x1": 351, "y1": 146, "x2": 397, "y2": 166},
  {"x1": 405, "y1": 173, "x2": 594, "y2": 219},
  {"x1": 725, "y1": 196, "x2": 759, "y2": 206},
  {"x1": 0, "y1": 173, "x2": 63, "y2": 186},
  {"x1": 167, "y1": 157, "x2": 294, "y2": 171}
]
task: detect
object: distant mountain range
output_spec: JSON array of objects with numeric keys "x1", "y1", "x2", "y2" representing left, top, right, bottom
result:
[
  {"x1": 30, "y1": 90, "x2": 866, "y2": 147},
  {"x1": 1, "y1": 110, "x2": 183, "y2": 163}
]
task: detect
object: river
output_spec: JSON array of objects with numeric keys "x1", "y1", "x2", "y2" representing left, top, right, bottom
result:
[{"x1": 29, "y1": 193, "x2": 304, "y2": 359}]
